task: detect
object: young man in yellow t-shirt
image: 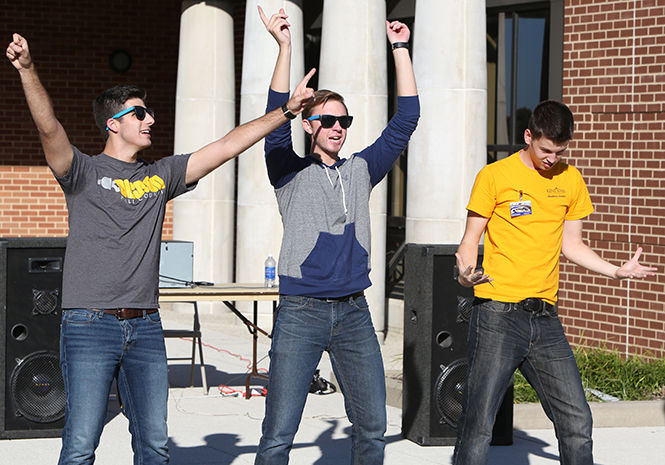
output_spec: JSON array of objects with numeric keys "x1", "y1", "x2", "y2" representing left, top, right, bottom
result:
[{"x1": 453, "y1": 100, "x2": 656, "y2": 465}]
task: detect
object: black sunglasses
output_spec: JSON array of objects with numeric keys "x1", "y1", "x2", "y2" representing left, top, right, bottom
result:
[
  {"x1": 306, "y1": 114, "x2": 353, "y2": 129},
  {"x1": 106, "y1": 105, "x2": 155, "y2": 130}
]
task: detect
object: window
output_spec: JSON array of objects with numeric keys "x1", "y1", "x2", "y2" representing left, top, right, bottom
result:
[{"x1": 486, "y1": 0, "x2": 564, "y2": 162}]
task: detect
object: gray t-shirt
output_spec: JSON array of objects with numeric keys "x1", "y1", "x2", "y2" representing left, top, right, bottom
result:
[{"x1": 55, "y1": 146, "x2": 194, "y2": 309}]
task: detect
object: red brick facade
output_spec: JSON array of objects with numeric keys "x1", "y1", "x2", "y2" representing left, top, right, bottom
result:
[
  {"x1": 0, "y1": 0, "x2": 184, "y2": 238},
  {"x1": 561, "y1": 0, "x2": 665, "y2": 357},
  {"x1": 1, "y1": 1, "x2": 663, "y2": 357}
]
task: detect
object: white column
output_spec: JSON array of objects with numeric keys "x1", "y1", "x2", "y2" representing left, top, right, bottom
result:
[
  {"x1": 236, "y1": 1, "x2": 304, "y2": 301},
  {"x1": 406, "y1": 0, "x2": 487, "y2": 244},
  {"x1": 172, "y1": 0, "x2": 236, "y2": 314},
  {"x1": 319, "y1": 0, "x2": 388, "y2": 337}
]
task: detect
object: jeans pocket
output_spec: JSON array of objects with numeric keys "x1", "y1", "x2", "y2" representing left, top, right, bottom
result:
[
  {"x1": 543, "y1": 303, "x2": 560, "y2": 319},
  {"x1": 146, "y1": 311, "x2": 162, "y2": 325},
  {"x1": 481, "y1": 299, "x2": 512, "y2": 314},
  {"x1": 350, "y1": 295, "x2": 369, "y2": 312},
  {"x1": 62, "y1": 309, "x2": 96, "y2": 326},
  {"x1": 277, "y1": 296, "x2": 308, "y2": 312}
]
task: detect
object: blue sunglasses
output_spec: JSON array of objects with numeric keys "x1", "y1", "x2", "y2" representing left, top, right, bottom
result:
[{"x1": 105, "y1": 106, "x2": 154, "y2": 131}]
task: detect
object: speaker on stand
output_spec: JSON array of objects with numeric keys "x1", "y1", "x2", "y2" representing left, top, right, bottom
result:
[
  {"x1": 402, "y1": 243, "x2": 513, "y2": 446},
  {"x1": 0, "y1": 237, "x2": 67, "y2": 439}
]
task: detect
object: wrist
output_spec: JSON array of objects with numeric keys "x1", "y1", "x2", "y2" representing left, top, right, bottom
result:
[
  {"x1": 391, "y1": 41, "x2": 409, "y2": 51},
  {"x1": 281, "y1": 102, "x2": 296, "y2": 120},
  {"x1": 17, "y1": 63, "x2": 35, "y2": 73},
  {"x1": 612, "y1": 265, "x2": 622, "y2": 279}
]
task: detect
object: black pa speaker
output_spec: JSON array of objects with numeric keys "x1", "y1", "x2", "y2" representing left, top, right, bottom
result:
[
  {"x1": 402, "y1": 243, "x2": 513, "y2": 446},
  {"x1": 0, "y1": 237, "x2": 67, "y2": 439}
]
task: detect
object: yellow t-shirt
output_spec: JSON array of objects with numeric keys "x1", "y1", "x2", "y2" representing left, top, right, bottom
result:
[{"x1": 468, "y1": 152, "x2": 594, "y2": 304}]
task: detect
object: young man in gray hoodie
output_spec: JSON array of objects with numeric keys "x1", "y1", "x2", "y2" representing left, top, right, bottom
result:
[{"x1": 254, "y1": 7, "x2": 420, "y2": 465}]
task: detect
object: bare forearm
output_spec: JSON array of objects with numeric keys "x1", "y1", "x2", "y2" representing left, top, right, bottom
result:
[
  {"x1": 270, "y1": 43, "x2": 291, "y2": 93},
  {"x1": 457, "y1": 238, "x2": 479, "y2": 270},
  {"x1": 393, "y1": 49, "x2": 417, "y2": 97},
  {"x1": 18, "y1": 66, "x2": 60, "y2": 136},
  {"x1": 562, "y1": 242, "x2": 619, "y2": 278},
  {"x1": 185, "y1": 107, "x2": 287, "y2": 184},
  {"x1": 17, "y1": 65, "x2": 72, "y2": 176}
]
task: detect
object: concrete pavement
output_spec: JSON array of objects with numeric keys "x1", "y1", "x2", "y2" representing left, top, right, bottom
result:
[{"x1": 1, "y1": 305, "x2": 663, "y2": 464}]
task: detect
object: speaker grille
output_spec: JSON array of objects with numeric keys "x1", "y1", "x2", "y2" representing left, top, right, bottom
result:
[
  {"x1": 434, "y1": 359, "x2": 467, "y2": 428},
  {"x1": 9, "y1": 351, "x2": 65, "y2": 423},
  {"x1": 32, "y1": 288, "x2": 59, "y2": 315}
]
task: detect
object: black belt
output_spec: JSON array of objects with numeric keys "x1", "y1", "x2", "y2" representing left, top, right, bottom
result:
[
  {"x1": 314, "y1": 291, "x2": 364, "y2": 303},
  {"x1": 473, "y1": 297, "x2": 554, "y2": 313},
  {"x1": 98, "y1": 308, "x2": 158, "y2": 320},
  {"x1": 518, "y1": 298, "x2": 554, "y2": 313}
]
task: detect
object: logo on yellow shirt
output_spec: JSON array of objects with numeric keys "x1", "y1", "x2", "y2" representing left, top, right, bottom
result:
[{"x1": 547, "y1": 187, "x2": 566, "y2": 198}]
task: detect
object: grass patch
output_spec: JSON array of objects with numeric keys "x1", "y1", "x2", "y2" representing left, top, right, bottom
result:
[{"x1": 513, "y1": 347, "x2": 665, "y2": 403}]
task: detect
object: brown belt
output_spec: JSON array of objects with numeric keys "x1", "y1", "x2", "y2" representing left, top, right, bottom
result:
[{"x1": 100, "y1": 308, "x2": 158, "y2": 320}]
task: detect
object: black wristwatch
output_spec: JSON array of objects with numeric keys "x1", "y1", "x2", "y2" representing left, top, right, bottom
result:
[{"x1": 281, "y1": 103, "x2": 297, "y2": 120}]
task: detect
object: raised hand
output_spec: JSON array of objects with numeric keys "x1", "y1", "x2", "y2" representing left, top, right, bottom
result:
[
  {"x1": 615, "y1": 247, "x2": 658, "y2": 279},
  {"x1": 386, "y1": 20, "x2": 410, "y2": 44},
  {"x1": 6, "y1": 33, "x2": 33, "y2": 71},
  {"x1": 285, "y1": 68, "x2": 316, "y2": 115},
  {"x1": 456, "y1": 252, "x2": 492, "y2": 288},
  {"x1": 258, "y1": 5, "x2": 291, "y2": 46}
]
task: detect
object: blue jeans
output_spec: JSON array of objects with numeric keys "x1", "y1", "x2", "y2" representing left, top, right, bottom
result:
[
  {"x1": 454, "y1": 299, "x2": 593, "y2": 465},
  {"x1": 255, "y1": 295, "x2": 386, "y2": 465},
  {"x1": 58, "y1": 309, "x2": 169, "y2": 465}
]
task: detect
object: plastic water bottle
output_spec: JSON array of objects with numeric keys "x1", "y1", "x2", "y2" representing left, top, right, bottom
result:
[{"x1": 264, "y1": 254, "x2": 276, "y2": 288}]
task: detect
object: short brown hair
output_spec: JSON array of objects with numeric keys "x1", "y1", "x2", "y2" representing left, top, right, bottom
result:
[
  {"x1": 93, "y1": 85, "x2": 147, "y2": 141},
  {"x1": 302, "y1": 89, "x2": 348, "y2": 119},
  {"x1": 527, "y1": 100, "x2": 574, "y2": 143}
]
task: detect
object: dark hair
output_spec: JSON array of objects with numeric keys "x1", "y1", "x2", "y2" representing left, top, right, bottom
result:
[
  {"x1": 527, "y1": 100, "x2": 574, "y2": 143},
  {"x1": 93, "y1": 85, "x2": 146, "y2": 141},
  {"x1": 302, "y1": 89, "x2": 348, "y2": 119}
]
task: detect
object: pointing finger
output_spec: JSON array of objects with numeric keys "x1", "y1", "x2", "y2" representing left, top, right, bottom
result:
[{"x1": 257, "y1": 5, "x2": 269, "y2": 26}]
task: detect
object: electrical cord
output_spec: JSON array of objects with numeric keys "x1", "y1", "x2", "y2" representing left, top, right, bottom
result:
[
  {"x1": 174, "y1": 340, "x2": 336, "y2": 397},
  {"x1": 159, "y1": 273, "x2": 214, "y2": 287},
  {"x1": 177, "y1": 337, "x2": 268, "y2": 398}
]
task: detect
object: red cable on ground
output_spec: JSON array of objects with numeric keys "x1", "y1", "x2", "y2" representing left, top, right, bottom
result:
[{"x1": 175, "y1": 337, "x2": 268, "y2": 397}]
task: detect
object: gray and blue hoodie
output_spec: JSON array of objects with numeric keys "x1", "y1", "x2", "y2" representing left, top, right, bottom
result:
[{"x1": 265, "y1": 89, "x2": 420, "y2": 298}]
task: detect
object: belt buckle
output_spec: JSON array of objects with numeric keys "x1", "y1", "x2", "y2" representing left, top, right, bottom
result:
[{"x1": 523, "y1": 298, "x2": 541, "y2": 313}]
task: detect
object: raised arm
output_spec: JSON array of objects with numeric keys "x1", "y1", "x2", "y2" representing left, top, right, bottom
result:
[
  {"x1": 258, "y1": 5, "x2": 291, "y2": 93},
  {"x1": 184, "y1": 68, "x2": 315, "y2": 185},
  {"x1": 6, "y1": 34, "x2": 73, "y2": 177},
  {"x1": 386, "y1": 21, "x2": 417, "y2": 97},
  {"x1": 562, "y1": 219, "x2": 657, "y2": 279}
]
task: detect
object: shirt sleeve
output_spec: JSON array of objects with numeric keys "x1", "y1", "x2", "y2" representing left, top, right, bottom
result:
[
  {"x1": 264, "y1": 89, "x2": 308, "y2": 188},
  {"x1": 565, "y1": 166, "x2": 594, "y2": 220},
  {"x1": 154, "y1": 153, "x2": 196, "y2": 201},
  {"x1": 53, "y1": 145, "x2": 86, "y2": 194},
  {"x1": 466, "y1": 165, "x2": 496, "y2": 218},
  {"x1": 355, "y1": 96, "x2": 420, "y2": 187}
]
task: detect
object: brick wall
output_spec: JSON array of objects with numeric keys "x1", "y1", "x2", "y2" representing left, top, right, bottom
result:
[
  {"x1": 2, "y1": 1, "x2": 663, "y2": 357},
  {"x1": 562, "y1": 0, "x2": 665, "y2": 358},
  {"x1": 0, "y1": 0, "x2": 183, "y2": 238}
]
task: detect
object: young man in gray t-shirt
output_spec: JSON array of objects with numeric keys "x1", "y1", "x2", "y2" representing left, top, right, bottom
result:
[{"x1": 7, "y1": 33, "x2": 314, "y2": 464}]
